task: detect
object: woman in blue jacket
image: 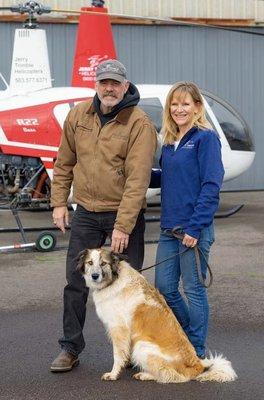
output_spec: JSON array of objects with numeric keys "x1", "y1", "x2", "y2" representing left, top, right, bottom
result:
[{"x1": 151, "y1": 81, "x2": 224, "y2": 359}]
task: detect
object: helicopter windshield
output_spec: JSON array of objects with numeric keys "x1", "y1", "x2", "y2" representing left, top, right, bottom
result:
[
  {"x1": 202, "y1": 91, "x2": 254, "y2": 151},
  {"x1": 139, "y1": 97, "x2": 163, "y2": 168},
  {"x1": 138, "y1": 97, "x2": 163, "y2": 133}
]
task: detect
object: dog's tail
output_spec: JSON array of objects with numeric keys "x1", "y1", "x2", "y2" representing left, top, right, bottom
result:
[{"x1": 196, "y1": 353, "x2": 237, "y2": 383}]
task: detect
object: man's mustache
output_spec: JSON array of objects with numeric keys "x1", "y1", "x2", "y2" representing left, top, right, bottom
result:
[{"x1": 103, "y1": 92, "x2": 117, "y2": 98}]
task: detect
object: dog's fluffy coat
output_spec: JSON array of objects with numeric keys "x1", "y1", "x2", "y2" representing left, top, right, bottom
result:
[{"x1": 77, "y1": 248, "x2": 237, "y2": 383}]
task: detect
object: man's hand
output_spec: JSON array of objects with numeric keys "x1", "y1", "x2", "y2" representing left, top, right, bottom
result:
[
  {"x1": 52, "y1": 206, "x2": 69, "y2": 234},
  {"x1": 111, "y1": 229, "x2": 129, "y2": 253},
  {"x1": 182, "y1": 233, "x2": 197, "y2": 248}
]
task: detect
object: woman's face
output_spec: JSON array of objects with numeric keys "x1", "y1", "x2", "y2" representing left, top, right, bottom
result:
[{"x1": 170, "y1": 92, "x2": 199, "y2": 131}]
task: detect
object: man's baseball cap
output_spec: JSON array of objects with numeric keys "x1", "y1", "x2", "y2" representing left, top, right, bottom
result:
[{"x1": 96, "y1": 59, "x2": 127, "y2": 83}]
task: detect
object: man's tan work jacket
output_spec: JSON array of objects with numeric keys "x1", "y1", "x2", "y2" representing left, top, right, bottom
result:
[{"x1": 51, "y1": 100, "x2": 157, "y2": 234}]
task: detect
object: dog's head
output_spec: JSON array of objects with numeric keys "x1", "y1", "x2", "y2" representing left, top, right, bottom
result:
[{"x1": 76, "y1": 248, "x2": 127, "y2": 290}]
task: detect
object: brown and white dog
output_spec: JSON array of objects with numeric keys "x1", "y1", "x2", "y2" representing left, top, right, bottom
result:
[{"x1": 77, "y1": 248, "x2": 237, "y2": 383}]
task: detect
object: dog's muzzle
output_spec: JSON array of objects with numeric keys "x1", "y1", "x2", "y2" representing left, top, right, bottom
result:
[{"x1": 91, "y1": 273, "x2": 100, "y2": 281}]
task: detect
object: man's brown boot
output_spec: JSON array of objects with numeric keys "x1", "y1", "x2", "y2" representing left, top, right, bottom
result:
[{"x1": 50, "y1": 350, "x2": 79, "y2": 372}]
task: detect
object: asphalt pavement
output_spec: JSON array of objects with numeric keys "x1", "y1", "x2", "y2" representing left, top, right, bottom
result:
[{"x1": 0, "y1": 191, "x2": 263, "y2": 400}]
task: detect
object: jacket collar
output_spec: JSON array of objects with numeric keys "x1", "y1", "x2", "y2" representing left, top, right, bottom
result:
[
  {"x1": 86, "y1": 101, "x2": 134, "y2": 125},
  {"x1": 175, "y1": 126, "x2": 198, "y2": 149}
]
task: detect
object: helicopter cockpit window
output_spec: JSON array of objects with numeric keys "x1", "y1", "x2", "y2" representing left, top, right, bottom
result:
[
  {"x1": 138, "y1": 98, "x2": 163, "y2": 133},
  {"x1": 202, "y1": 91, "x2": 254, "y2": 151}
]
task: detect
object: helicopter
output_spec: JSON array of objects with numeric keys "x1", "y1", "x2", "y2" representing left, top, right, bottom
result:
[{"x1": 0, "y1": 1, "x2": 256, "y2": 212}]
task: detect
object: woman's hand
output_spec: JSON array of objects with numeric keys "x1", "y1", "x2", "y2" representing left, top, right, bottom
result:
[{"x1": 182, "y1": 233, "x2": 197, "y2": 248}]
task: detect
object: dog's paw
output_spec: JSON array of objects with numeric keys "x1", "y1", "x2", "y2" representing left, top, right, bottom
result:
[
  {"x1": 133, "y1": 372, "x2": 154, "y2": 381},
  {"x1": 101, "y1": 372, "x2": 118, "y2": 381}
]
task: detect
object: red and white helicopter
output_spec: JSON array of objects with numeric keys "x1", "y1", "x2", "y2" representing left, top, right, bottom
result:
[{"x1": 0, "y1": 1, "x2": 256, "y2": 211}]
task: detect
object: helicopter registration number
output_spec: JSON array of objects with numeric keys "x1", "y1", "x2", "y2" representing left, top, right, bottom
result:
[{"x1": 16, "y1": 119, "x2": 39, "y2": 126}]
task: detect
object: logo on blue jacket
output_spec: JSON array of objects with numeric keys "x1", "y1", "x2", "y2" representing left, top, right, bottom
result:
[{"x1": 182, "y1": 140, "x2": 195, "y2": 149}]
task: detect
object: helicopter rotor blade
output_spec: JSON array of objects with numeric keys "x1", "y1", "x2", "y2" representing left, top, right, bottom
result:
[
  {"x1": 1, "y1": 3, "x2": 263, "y2": 37},
  {"x1": 49, "y1": 8, "x2": 264, "y2": 36}
]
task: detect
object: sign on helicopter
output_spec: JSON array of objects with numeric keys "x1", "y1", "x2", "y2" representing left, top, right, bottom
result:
[{"x1": 0, "y1": 1, "x2": 255, "y2": 216}]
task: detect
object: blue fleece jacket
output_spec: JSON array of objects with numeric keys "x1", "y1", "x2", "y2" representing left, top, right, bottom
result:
[{"x1": 150, "y1": 126, "x2": 224, "y2": 239}]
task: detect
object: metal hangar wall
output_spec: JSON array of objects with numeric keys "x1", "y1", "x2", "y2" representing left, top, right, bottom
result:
[{"x1": 0, "y1": 21, "x2": 263, "y2": 190}]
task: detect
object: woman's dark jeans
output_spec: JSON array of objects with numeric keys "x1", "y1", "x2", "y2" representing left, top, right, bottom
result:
[{"x1": 58, "y1": 205, "x2": 145, "y2": 355}]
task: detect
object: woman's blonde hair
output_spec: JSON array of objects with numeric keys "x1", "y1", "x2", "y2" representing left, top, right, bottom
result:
[{"x1": 162, "y1": 81, "x2": 211, "y2": 145}]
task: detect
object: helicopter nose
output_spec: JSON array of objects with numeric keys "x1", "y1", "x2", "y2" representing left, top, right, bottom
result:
[{"x1": 91, "y1": 273, "x2": 100, "y2": 281}]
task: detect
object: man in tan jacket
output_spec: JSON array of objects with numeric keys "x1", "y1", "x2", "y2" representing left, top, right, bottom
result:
[{"x1": 50, "y1": 59, "x2": 157, "y2": 372}]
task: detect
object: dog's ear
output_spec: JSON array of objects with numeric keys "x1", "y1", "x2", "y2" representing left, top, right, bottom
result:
[
  {"x1": 75, "y1": 249, "x2": 88, "y2": 274},
  {"x1": 111, "y1": 252, "x2": 128, "y2": 275}
]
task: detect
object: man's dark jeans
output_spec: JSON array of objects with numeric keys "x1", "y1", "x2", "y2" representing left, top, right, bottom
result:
[{"x1": 59, "y1": 205, "x2": 145, "y2": 355}]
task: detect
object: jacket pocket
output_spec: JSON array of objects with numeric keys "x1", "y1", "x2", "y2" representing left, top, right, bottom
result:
[
  {"x1": 99, "y1": 135, "x2": 129, "y2": 160},
  {"x1": 76, "y1": 125, "x2": 93, "y2": 133}
]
